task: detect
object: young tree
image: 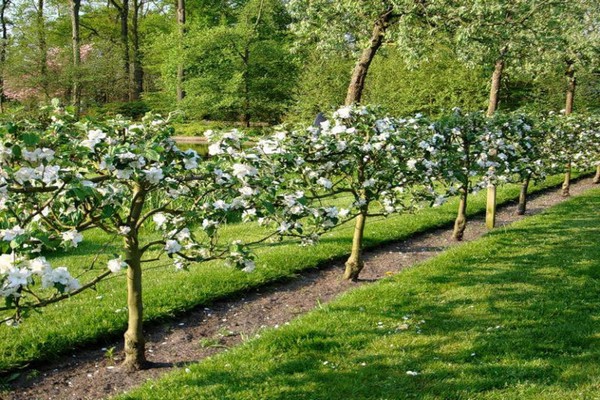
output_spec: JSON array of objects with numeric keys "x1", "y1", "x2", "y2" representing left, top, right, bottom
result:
[
  {"x1": 0, "y1": 102, "x2": 339, "y2": 370},
  {"x1": 270, "y1": 105, "x2": 436, "y2": 280},
  {"x1": 447, "y1": 0, "x2": 566, "y2": 228}
]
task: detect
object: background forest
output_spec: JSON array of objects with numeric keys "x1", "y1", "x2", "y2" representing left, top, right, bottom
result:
[{"x1": 0, "y1": 0, "x2": 598, "y2": 128}]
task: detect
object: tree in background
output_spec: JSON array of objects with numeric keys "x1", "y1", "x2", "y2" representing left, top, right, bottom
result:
[{"x1": 179, "y1": 0, "x2": 297, "y2": 124}]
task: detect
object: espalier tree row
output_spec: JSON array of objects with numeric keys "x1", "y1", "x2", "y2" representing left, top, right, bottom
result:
[{"x1": 0, "y1": 103, "x2": 599, "y2": 371}]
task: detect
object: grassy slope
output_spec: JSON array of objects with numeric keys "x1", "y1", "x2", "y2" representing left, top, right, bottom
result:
[
  {"x1": 0, "y1": 174, "x2": 587, "y2": 372},
  {"x1": 119, "y1": 188, "x2": 600, "y2": 400}
]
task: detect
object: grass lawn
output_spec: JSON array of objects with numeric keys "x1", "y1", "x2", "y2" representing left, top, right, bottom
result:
[
  {"x1": 118, "y1": 188, "x2": 600, "y2": 400},
  {"x1": 0, "y1": 174, "x2": 588, "y2": 373}
]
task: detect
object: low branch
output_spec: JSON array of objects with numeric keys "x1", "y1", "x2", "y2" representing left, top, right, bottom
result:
[{"x1": 0, "y1": 270, "x2": 112, "y2": 313}]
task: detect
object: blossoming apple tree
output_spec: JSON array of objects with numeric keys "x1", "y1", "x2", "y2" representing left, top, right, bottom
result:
[
  {"x1": 267, "y1": 105, "x2": 436, "y2": 281},
  {"x1": 0, "y1": 103, "x2": 339, "y2": 371},
  {"x1": 541, "y1": 113, "x2": 599, "y2": 197},
  {"x1": 422, "y1": 110, "x2": 531, "y2": 240}
]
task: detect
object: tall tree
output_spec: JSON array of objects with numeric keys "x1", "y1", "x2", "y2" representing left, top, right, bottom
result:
[
  {"x1": 0, "y1": 0, "x2": 9, "y2": 112},
  {"x1": 130, "y1": 0, "x2": 143, "y2": 100},
  {"x1": 182, "y1": 0, "x2": 297, "y2": 123},
  {"x1": 176, "y1": 0, "x2": 185, "y2": 102},
  {"x1": 286, "y1": 0, "x2": 437, "y2": 107},
  {"x1": 36, "y1": 0, "x2": 48, "y2": 99},
  {"x1": 69, "y1": 0, "x2": 81, "y2": 116},
  {"x1": 109, "y1": 0, "x2": 130, "y2": 101}
]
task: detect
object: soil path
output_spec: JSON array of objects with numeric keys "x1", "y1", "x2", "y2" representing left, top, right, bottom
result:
[{"x1": 4, "y1": 178, "x2": 597, "y2": 400}]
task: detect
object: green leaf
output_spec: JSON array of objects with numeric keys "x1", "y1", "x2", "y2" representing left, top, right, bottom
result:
[
  {"x1": 22, "y1": 132, "x2": 40, "y2": 147},
  {"x1": 11, "y1": 145, "x2": 21, "y2": 158},
  {"x1": 262, "y1": 201, "x2": 275, "y2": 214},
  {"x1": 102, "y1": 205, "x2": 116, "y2": 218},
  {"x1": 145, "y1": 149, "x2": 161, "y2": 162},
  {"x1": 6, "y1": 123, "x2": 17, "y2": 134}
]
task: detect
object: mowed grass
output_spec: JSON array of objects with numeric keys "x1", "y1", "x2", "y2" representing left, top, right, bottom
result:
[
  {"x1": 0, "y1": 174, "x2": 587, "y2": 373},
  {"x1": 118, "y1": 188, "x2": 600, "y2": 400}
]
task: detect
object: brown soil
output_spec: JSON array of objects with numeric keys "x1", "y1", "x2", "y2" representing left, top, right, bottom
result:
[{"x1": 3, "y1": 178, "x2": 597, "y2": 400}]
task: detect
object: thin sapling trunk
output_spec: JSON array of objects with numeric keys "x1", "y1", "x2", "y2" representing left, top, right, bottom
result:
[
  {"x1": 122, "y1": 184, "x2": 148, "y2": 371},
  {"x1": 562, "y1": 162, "x2": 571, "y2": 197},
  {"x1": 123, "y1": 236, "x2": 146, "y2": 371},
  {"x1": 453, "y1": 185, "x2": 468, "y2": 241},
  {"x1": 484, "y1": 47, "x2": 507, "y2": 230},
  {"x1": 343, "y1": 210, "x2": 367, "y2": 281},
  {"x1": 517, "y1": 175, "x2": 530, "y2": 215}
]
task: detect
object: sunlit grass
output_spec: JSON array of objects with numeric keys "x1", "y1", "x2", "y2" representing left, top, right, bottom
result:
[{"x1": 118, "y1": 188, "x2": 600, "y2": 400}]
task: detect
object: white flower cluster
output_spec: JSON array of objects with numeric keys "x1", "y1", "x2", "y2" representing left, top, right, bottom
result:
[{"x1": 0, "y1": 254, "x2": 80, "y2": 298}]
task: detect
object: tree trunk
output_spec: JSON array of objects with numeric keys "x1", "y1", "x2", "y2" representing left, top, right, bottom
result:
[
  {"x1": 562, "y1": 162, "x2": 571, "y2": 197},
  {"x1": 36, "y1": 0, "x2": 49, "y2": 100},
  {"x1": 69, "y1": 0, "x2": 81, "y2": 117},
  {"x1": 453, "y1": 186, "x2": 468, "y2": 241},
  {"x1": 131, "y1": 0, "x2": 143, "y2": 101},
  {"x1": 0, "y1": 0, "x2": 9, "y2": 113},
  {"x1": 122, "y1": 238, "x2": 146, "y2": 371},
  {"x1": 109, "y1": 0, "x2": 130, "y2": 101},
  {"x1": 563, "y1": 62, "x2": 575, "y2": 195},
  {"x1": 344, "y1": 7, "x2": 394, "y2": 105},
  {"x1": 593, "y1": 165, "x2": 600, "y2": 184},
  {"x1": 484, "y1": 48, "x2": 507, "y2": 230},
  {"x1": 486, "y1": 50, "x2": 506, "y2": 117},
  {"x1": 343, "y1": 211, "x2": 367, "y2": 281},
  {"x1": 517, "y1": 176, "x2": 530, "y2": 215},
  {"x1": 122, "y1": 184, "x2": 147, "y2": 371},
  {"x1": 176, "y1": 0, "x2": 185, "y2": 102},
  {"x1": 565, "y1": 61, "x2": 576, "y2": 115},
  {"x1": 242, "y1": 46, "x2": 251, "y2": 128}
]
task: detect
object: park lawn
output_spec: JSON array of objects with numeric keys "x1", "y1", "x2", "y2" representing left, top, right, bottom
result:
[
  {"x1": 0, "y1": 173, "x2": 587, "y2": 373},
  {"x1": 118, "y1": 188, "x2": 600, "y2": 400}
]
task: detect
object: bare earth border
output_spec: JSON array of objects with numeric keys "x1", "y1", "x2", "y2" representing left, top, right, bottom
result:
[{"x1": 3, "y1": 177, "x2": 598, "y2": 400}]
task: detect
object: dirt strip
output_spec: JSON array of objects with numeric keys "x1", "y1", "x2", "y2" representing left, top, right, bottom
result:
[{"x1": 3, "y1": 178, "x2": 597, "y2": 400}]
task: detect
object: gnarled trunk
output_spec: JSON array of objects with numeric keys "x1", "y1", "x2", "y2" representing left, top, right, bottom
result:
[
  {"x1": 343, "y1": 211, "x2": 367, "y2": 281},
  {"x1": 345, "y1": 7, "x2": 394, "y2": 105},
  {"x1": 593, "y1": 165, "x2": 600, "y2": 184},
  {"x1": 517, "y1": 176, "x2": 530, "y2": 215},
  {"x1": 453, "y1": 186, "x2": 468, "y2": 241}
]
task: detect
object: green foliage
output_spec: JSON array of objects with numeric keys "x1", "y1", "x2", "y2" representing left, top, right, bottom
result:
[
  {"x1": 118, "y1": 189, "x2": 600, "y2": 400},
  {"x1": 102, "y1": 101, "x2": 151, "y2": 119},
  {"x1": 364, "y1": 47, "x2": 488, "y2": 116},
  {"x1": 180, "y1": 0, "x2": 298, "y2": 123}
]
